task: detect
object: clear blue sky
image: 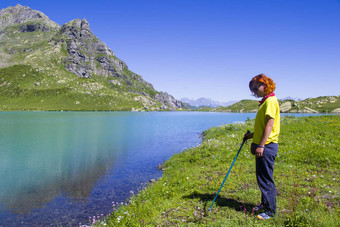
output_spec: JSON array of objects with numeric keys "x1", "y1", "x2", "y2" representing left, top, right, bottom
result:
[{"x1": 1, "y1": 0, "x2": 340, "y2": 102}]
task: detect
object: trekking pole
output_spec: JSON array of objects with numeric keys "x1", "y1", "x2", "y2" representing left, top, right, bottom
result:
[{"x1": 208, "y1": 130, "x2": 250, "y2": 211}]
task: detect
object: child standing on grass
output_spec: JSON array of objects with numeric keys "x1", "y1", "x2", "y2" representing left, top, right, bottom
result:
[{"x1": 243, "y1": 74, "x2": 280, "y2": 220}]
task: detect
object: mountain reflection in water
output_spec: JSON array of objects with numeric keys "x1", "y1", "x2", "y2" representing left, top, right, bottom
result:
[
  {"x1": 0, "y1": 111, "x2": 258, "y2": 226},
  {"x1": 0, "y1": 112, "x2": 127, "y2": 212}
]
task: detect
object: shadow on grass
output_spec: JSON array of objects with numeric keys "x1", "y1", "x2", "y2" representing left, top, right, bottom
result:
[{"x1": 183, "y1": 191, "x2": 256, "y2": 215}]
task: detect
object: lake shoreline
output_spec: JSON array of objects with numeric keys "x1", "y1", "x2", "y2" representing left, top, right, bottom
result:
[
  {"x1": 104, "y1": 115, "x2": 340, "y2": 226},
  {"x1": 0, "y1": 112, "x2": 259, "y2": 226}
]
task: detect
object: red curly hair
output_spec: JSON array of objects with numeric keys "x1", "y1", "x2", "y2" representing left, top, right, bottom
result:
[{"x1": 249, "y1": 74, "x2": 276, "y2": 95}]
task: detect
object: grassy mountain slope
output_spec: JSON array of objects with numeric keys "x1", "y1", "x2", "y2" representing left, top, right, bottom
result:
[
  {"x1": 0, "y1": 65, "x2": 147, "y2": 111},
  {"x1": 0, "y1": 4, "x2": 183, "y2": 111},
  {"x1": 199, "y1": 100, "x2": 259, "y2": 113},
  {"x1": 280, "y1": 96, "x2": 340, "y2": 113},
  {"x1": 199, "y1": 96, "x2": 340, "y2": 113}
]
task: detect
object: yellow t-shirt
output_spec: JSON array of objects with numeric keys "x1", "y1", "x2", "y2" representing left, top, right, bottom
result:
[{"x1": 253, "y1": 96, "x2": 280, "y2": 144}]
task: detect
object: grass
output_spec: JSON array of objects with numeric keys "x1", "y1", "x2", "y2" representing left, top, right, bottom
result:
[
  {"x1": 94, "y1": 115, "x2": 340, "y2": 226},
  {"x1": 0, "y1": 65, "x2": 167, "y2": 111}
]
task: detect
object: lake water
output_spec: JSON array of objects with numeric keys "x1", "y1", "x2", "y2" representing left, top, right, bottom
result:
[{"x1": 0, "y1": 111, "x2": 314, "y2": 226}]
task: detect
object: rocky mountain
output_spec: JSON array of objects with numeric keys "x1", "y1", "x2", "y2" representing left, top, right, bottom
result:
[
  {"x1": 279, "y1": 96, "x2": 340, "y2": 113},
  {"x1": 180, "y1": 97, "x2": 237, "y2": 108},
  {"x1": 0, "y1": 4, "x2": 183, "y2": 111}
]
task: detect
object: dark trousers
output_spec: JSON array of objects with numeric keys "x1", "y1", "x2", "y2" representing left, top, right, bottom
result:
[{"x1": 256, "y1": 142, "x2": 278, "y2": 216}]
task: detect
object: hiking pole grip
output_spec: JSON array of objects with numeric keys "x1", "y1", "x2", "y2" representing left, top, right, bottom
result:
[
  {"x1": 209, "y1": 130, "x2": 249, "y2": 211},
  {"x1": 243, "y1": 130, "x2": 251, "y2": 143}
]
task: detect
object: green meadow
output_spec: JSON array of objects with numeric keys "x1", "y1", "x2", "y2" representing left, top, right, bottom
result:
[
  {"x1": 97, "y1": 115, "x2": 339, "y2": 226},
  {"x1": 0, "y1": 65, "x2": 159, "y2": 111}
]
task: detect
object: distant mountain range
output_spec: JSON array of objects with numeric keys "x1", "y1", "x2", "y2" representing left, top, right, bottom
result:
[
  {"x1": 0, "y1": 4, "x2": 183, "y2": 111},
  {"x1": 280, "y1": 96, "x2": 303, "y2": 101},
  {"x1": 180, "y1": 97, "x2": 237, "y2": 108}
]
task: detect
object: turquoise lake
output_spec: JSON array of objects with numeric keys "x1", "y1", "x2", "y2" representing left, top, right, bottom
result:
[{"x1": 0, "y1": 111, "x2": 314, "y2": 226}]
